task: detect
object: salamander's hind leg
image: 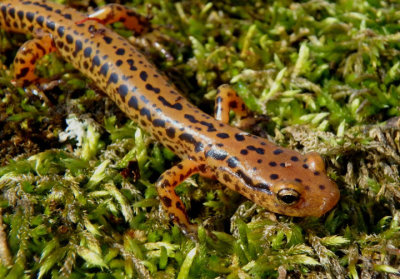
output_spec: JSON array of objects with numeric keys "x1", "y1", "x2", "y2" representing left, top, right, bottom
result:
[
  {"x1": 156, "y1": 159, "x2": 201, "y2": 238},
  {"x1": 13, "y1": 35, "x2": 56, "y2": 87},
  {"x1": 78, "y1": 4, "x2": 151, "y2": 35},
  {"x1": 214, "y1": 84, "x2": 257, "y2": 128}
]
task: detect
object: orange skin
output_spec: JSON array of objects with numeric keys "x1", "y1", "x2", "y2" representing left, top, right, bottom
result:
[{"x1": 0, "y1": 0, "x2": 340, "y2": 236}]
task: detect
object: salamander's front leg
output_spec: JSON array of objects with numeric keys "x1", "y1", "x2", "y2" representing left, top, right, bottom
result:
[
  {"x1": 156, "y1": 159, "x2": 200, "y2": 238},
  {"x1": 13, "y1": 35, "x2": 56, "y2": 87},
  {"x1": 78, "y1": 4, "x2": 150, "y2": 35},
  {"x1": 214, "y1": 84, "x2": 256, "y2": 128}
]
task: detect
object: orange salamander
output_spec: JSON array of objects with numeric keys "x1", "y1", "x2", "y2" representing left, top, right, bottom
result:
[{"x1": 0, "y1": 0, "x2": 340, "y2": 236}]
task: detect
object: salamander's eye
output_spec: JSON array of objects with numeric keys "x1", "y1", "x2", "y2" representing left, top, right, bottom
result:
[{"x1": 277, "y1": 188, "x2": 300, "y2": 205}]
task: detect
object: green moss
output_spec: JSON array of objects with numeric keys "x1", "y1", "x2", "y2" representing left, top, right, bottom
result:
[{"x1": 1, "y1": 0, "x2": 400, "y2": 278}]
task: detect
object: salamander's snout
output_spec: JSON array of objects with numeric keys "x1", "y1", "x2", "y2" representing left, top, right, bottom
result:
[{"x1": 301, "y1": 151, "x2": 340, "y2": 217}]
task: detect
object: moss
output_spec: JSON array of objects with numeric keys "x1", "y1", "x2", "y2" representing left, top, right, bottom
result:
[{"x1": 1, "y1": 0, "x2": 400, "y2": 278}]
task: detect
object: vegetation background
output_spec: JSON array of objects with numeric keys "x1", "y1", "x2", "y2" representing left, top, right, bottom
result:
[{"x1": 0, "y1": 0, "x2": 400, "y2": 278}]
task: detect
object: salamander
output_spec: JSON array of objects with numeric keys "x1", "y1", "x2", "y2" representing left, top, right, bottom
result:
[{"x1": 0, "y1": 0, "x2": 340, "y2": 237}]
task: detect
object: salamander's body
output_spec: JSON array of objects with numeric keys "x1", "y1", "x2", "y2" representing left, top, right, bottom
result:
[{"x1": 0, "y1": 0, "x2": 340, "y2": 235}]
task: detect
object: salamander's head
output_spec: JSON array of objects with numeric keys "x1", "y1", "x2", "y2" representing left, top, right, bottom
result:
[
  {"x1": 223, "y1": 143, "x2": 340, "y2": 217},
  {"x1": 259, "y1": 151, "x2": 340, "y2": 217}
]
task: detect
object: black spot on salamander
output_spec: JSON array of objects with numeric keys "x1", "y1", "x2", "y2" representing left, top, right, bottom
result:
[
  {"x1": 56, "y1": 41, "x2": 64, "y2": 49},
  {"x1": 269, "y1": 161, "x2": 277, "y2": 167},
  {"x1": 197, "y1": 164, "x2": 206, "y2": 173},
  {"x1": 319, "y1": 185, "x2": 325, "y2": 190},
  {"x1": 65, "y1": 34, "x2": 73, "y2": 44},
  {"x1": 290, "y1": 156, "x2": 299, "y2": 162},
  {"x1": 92, "y1": 56, "x2": 100, "y2": 67},
  {"x1": 1, "y1": 6, "x2": 7, "y2": 20},
  {"x1": 128, "y1": 96, "x2": 139, "y2": 110},
  {"x1": 229, "y1": 100, "x2": 238, "y2": 108},
  {"x1": 295, "y1": 178, "x2": 302, "y2": 183},
  {"x1": 152, "y1": 119, "x2": 165, "y2": 127},
  {"x1": 273, "y1": 149, "x2": 283, "y2": 155},
  {"x1": 176, "y1": 201, "x2": 183, "y2": 210},
  {"x1": 254, "y1": 183, "x2": 271, "y2": 193},
  {"x1": 166, "y1": 127, "x2": 175, "y2": 138},
  {"x1": 99, "y1": 63, "x2": 109, "y2": 76},
  {"x1": 63, "y1": 13, "x2": 72, "y2": 20},
  {"x1": 140, "y1": 107, "x2": 151, "y2": 121},
  {"x1": 236, "y1": 169, "x2": 254, "y2": 187},
  {"x1": 314, "y1": 171, "x2": 320, "y2": 176},
  {"x1": 184, "y1": 114, "x2": 198, "y2": 123},
  {"x1": 179, "y1": 133, "x2": 196, "y2": 144},
  {"x1": 7, "y1": 7, "x2": 15, "y2": 18},
  {"x1": 223, "y1": 173, "x2": 232, "y2": 183},
  {"x1": 205, "y1": 148, "x2": 228, "y2": 161},
  {"x1": 235, "y1": 133, "x2": 245, "y2": 141},
  {"x1": 161, "y1": 196, "x2": 172, "y2": 207},
  {"x1": 227, "y1": 157, "x2": 239, "y2": 168},
  {"x1": 17, "y1": 10, "x2": 24, "y2": 20},
  {"x1": 116, "y1": 48, "x2": 125, "y2": 55},
  {"x1": 74, "y1": 40, "x2": 82, "y2": 54},
  {"x1": 280, "y1": 162, "x2": 286, "y2": 167},
  {"x1": 45, "y1": 5, "x2": 53, "y2": 11},
  {"x1": 83, "y1": 61, "x2": 89, "y2": 69},
  {"x1": 118, "y1": 84, "x2": 128, "y2": 101},
  {"x1": 199, "y1": 121, "x2": 216, "y2": 132},
  {"x1": 202, "y1": 114, "x2": 211, "y2": 120},
  {"x1": 46, "y1": 20, "x2": 55, "y2": 31},
  {"x1": 140, "y1": 120, "x2": 147, "y2": 127},
  {"x1": 108, "y1": 73, "x2": 118, "y2": 84},
  {"x1": 36, "y1": 42, "x2": 46, "y2": 54},
  {"x1": 56, "y1": 26, "x2": 65, "y2": 37},
  {"x1": 146, "y1": 83, "x2": 160, "y2": 94},
  {"x1": 36, "y1": 15, "x2": 44, "y2": 26},
  {"x1": 83, "y1": 47, "x2": 92, "y2": 58},
  {"x1": 216, "y1": 133, "x2": 229, "y2": 139},
  {"x1": 103, "y1": 36, "x2": 112, "y2": 44},
  {"x1": 302, "y1": 164, "x2": 309, "y2": 169},
  {"x1": 247, "y1": 145, "x2": 264, "y2": 155},
  {"x1": 194, "y1": 142, "x2": 204, "y2": 152},
  {"x1": 140, "y1": 71, "x2": 148, "y2": 82},
  {"x1": 166, "y1": 144, "x2": 174, "y2": 151},
  {"x1": 127, "y1": 59, "x2": 137, "y2": 71},
  {"x1": 240, "y1": 149, "x2": 248, "y2": 155},
  {"x1": 116, "y1": 60, "x2": 123, "y2": 67},
  {"x1": 270, "y1": 174, "x2": 279, "y2": 180},
  {"x1": 157, "y1": 96, "x2": 182, "y2": 110},
  {"x1": 15, "y1": 67, "x2": 29, "y2": 79}
]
